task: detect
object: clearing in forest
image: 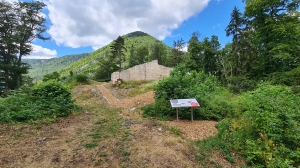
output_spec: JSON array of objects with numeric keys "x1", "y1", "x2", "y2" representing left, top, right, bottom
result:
[{"x1": 0, "y1": 83, "x2": 244, "y2": 167}]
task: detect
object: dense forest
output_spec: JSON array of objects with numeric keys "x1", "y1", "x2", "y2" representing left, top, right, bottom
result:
[{"x1": 1, "y1": 0, "x2": 300, "y2": 167}]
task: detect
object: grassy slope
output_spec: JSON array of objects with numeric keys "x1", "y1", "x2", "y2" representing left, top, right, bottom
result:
[{"x1": 59, "y1": 31, "x2": 171, "y2": 77}]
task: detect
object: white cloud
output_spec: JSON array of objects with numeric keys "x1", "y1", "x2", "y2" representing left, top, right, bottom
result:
[
  {"x1": 24, "y1": 44, "x2": 57, "y2": 59},
  {"x1": 181, "y1": 45, "x2": 188, "y2": 52},
  {"x1": 46, "y1": 0, "x2": 210, "y2": 50},
  {"x1": 4, "y1": 0, "x2": 17, "y2": 3}
]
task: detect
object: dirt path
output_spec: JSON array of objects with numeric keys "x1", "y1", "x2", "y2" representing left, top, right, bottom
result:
[{"x1": 97, "y1": 84, "x2": 154, "y2": 109}]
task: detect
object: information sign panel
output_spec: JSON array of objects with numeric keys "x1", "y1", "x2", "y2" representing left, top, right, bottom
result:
[
  {"x1": 170, "y1": 99, "x2": 199, "y2": 108},
  {"x1": 170, "y1": 99, "x2": 200, "y2": 122}
]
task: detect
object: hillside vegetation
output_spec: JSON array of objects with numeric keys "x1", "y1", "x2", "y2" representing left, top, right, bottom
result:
[
  {"x1": 22, "y1": 59, "x2": 50, "y2": 68},
  {"x1": 24, "y1": 53, "x2": 88, "y2": 81},
  {"x1": 59, "y1": 31, "x2": 171, "y2": 78}
]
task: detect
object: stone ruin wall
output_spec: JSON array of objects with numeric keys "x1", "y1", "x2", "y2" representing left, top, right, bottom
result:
[{"x1": 111, "y1": 60, "x2": 173, "y2": 83}]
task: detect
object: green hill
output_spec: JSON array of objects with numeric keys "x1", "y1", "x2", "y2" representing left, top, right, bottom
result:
[
  {"x1": 22, "y1": 59, "x2": 50, "y2": 68},
  {"x1": 24, "y1": 53, "x2": 88, "y2": 81},
  {"x1": 59, "y1": 31, "x2": 172, "y2": 78}
]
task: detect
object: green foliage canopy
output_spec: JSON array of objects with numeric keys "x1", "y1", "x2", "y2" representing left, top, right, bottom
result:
[{"x1": 0, "y1": 0, "x2": 48, "y2": 95}]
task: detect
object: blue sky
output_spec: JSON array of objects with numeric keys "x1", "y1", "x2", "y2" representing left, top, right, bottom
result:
[
  {"x1": 163, "y1": 0, "x2": 245, "y2": 48},
  {"x1": 24, "y1": 0, "x2": 245, "y2": 59}
]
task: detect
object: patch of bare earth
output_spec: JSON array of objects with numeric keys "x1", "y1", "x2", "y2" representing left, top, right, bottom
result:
[
  {"x1": 166, "y1": 120, "x2": 218, "y2": 141},
  {"x1": 0, "y1": 85, "x2": 119, "y2": 168}
]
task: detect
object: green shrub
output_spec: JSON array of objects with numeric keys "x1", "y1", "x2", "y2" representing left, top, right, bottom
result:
[
  {"x1": 266, "y1": 67, "x2": 300, "y2": 94},
  {"x1": 42, "y1": 71, "x2": 60, "y2": 82},
  {"x1": 266, "y1": 67, "x2": 300, "y2": 87},
  {"x1": 0, "y1": 98, "x2": 5, "y2": 112},
  {"x1": 194, "y1": 136, "x2": 235, "y2": 165},
  {"x1": 227, "y1": 76, "x2": 257, "y2": 93},
  {"x1": 75, "y1": 74, "x2": 89, "y2": 83},
  {"x1": 217, "y1": 84, "x2": 300, "y2": 167},
  {"x1": 143, "y1": 66, "x2": 232, "y2": 120},
  {"x1": 0, "y1": 80, "x2": 74, "y2": 123},
  {"x1": 31, "y1": 80, "x2": 74, "y2": 117}
]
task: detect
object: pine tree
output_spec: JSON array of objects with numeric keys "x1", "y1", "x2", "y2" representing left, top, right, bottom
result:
[{"x1": 110, "y1": 36, "x2": 126, "y2": 79}]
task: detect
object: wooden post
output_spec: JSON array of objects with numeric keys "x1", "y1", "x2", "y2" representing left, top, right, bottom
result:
[
  {"x1": 191, "y1": 108, "x2": 193, "y2": 122},
  {"x1": 176, "y1": 108, "x2": 178, "y2": 121}
]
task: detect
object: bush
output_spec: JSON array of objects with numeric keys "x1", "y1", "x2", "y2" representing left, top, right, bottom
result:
[
  {"x1": 227, "y1": 76, "x2": 257, "y2": 93},
  {"x1": 266, "y1": 67, "x2": 300, "y2": 94},
  {"x1": 0, "y1": 80, "x2": 74, "y2": 123},
  {"x1": 143, "y1": 66, "x2": 232, "y2": 120},
  {"x1": 31, "y1": 80, "x2": 74, "y2": 117},
  {"x1": 42, "y1": 71, "x2": 60, "y2": 82},
  {"x1": 74, "y1": 74, "x2": 89, "y2": 83},
  {"x1": 217, "y1": 84, "x2": 300, "y2": 167}
]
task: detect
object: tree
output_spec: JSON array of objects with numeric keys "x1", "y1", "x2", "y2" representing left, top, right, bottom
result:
[
  {"x1": 167, "y1": 38, "x2": 185, "y2": 67},
  {"x1": 128, "y1": 45, "x2": 149, "y2": 67},
  {"x1": 185, "y1": 32, "x2": 202, "y2": 71},
  {"x1": 127, "y1": 44, "x2": 137, "y2": 68},
  {"x1": 150, "y1": 42, "x2": 167, "y2": 66},
  {"x1": 199, "y1": 36, "x2": 220, "y2": 75},
  {"x1": 226, "y1": 6, "x2": 245, "y2": 46},
  {"x1": 95, "y1": 57, "x2": 118, "y2": 81},
  {"x1": 14, "y1": 1, "x2": 49, "y2": 88},
  {"x1": 218, "y1": 43, "x2": 233, "y2": 82},
  {"x1": 136, "y1": 46, "x2": 149, "y2": 64},
  {"x1": 243, "y1": 0, "x2": 300, "y2": 74},
  {"x1": 226, "y1": 6, "x2": 246, "y2": 76},
  {"x1": 110, "y1": 36, "x2": 126, "y2": 79},
  {"x1": 0, "y1": 0, "x2": 18, "y2": 95},
  {"x1": 0, "y1": 0, "x2": 48, "y2": 96}
]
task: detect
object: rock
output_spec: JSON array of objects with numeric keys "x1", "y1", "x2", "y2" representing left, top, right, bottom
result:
[
  {"x1": 158, "y1": 128, "x2": 163, "y2": 132},
  {"x1": 129, "y1": 107, "x2": 136, "y2": 112},
  {"x1": 37, "y1": 137, "x2": 47, "y2": 142}
]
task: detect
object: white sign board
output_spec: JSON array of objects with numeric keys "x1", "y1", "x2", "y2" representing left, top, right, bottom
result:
[{"x1": 170, "y1": 99, "x2": 200, "y2": 108}]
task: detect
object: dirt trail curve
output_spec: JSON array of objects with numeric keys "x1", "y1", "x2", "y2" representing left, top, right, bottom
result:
[{"x1": 96, "y1": 85, "x2": 154, "y2": 109}]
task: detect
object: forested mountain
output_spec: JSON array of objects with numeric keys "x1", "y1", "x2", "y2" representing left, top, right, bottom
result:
[
  {"x1": 22, "y1": 59, "x2": 50, "y2": 68},
  {"x1": 24, "y1": 53, "x2": 88, "y2": 81},
  {"x1": 59, "y1": 31, "x2": 172, "y2": 78}
]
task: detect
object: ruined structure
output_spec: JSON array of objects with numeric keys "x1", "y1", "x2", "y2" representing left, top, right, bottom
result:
[{"x1": 111, "y1": 60, "x2": 173, "y2": 83}]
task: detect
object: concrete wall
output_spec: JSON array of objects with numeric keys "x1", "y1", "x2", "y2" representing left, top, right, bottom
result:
[{"x1": 111, "y1": 60, "x2": 173, "y2": 83}]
